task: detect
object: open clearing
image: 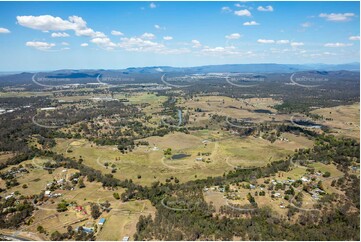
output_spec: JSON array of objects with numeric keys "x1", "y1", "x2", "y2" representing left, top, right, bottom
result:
[
  {"x1": 311, "y1": 103, "x2": 360, "y2": 139},
  {"x1": 51, "y1": 130, "x2": 313, "y2": 186}
]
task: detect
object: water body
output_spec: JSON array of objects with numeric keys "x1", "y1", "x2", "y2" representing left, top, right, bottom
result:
[
  {"x1": 172, "y1": 154, "x2": 191, "y2": 160},
  {"x1": 294, "y1": 120, "x2": 322, "y2": 129},
  {"x1": 253, "y1": 109, "x2": 273, "y2": 114}
]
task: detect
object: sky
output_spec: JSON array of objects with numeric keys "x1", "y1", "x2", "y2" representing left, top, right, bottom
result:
[{"x1": 0, "y1": 1, "x2": 359, "y2": 71}]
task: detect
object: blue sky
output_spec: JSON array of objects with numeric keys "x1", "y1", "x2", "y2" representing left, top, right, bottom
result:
[{"x1": 0, "y1": 1, "x2": 359, "y2": 71}]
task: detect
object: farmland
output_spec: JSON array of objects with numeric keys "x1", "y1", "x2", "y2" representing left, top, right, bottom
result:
[{"x1": 0, "y1": 69, "x2": 359, "y2": 241}]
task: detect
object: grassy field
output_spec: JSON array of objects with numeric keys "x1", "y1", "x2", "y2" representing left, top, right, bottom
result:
[
  {"x1": 0, "y1": 152, "x2": 15, "y2": 165},
  {"x1": 51, "y1": 129, "x2": 314, "y2": 186},
  {"x1": 179, "y1": 95, "x2": 290, "y2": 127},
  {"x1": 96, "y1": 200, "x2": 156, "y2": 241},
  {"x1": 311, "y1": 102, "x2": 360, "y2": 139}
]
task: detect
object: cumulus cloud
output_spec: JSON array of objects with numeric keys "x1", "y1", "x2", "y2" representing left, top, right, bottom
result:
[
  {"x1": 290, "y1": 42, "x2": 304, "y2": 47},
  {"x1": 150, "y1": 3, "x2": 156, "y2": 9},
  {"x1": 221, "y1": 6, "x2": 232, "y2": 13},
  {"x1": 349, "y1": 35, "x2": 360, "y2": 41},
  {"x1": 257, "y1": 39, "x2": 275, "y2": 44},
  {"x1": 324, "y1": 42, "x2": 353, "y2": 47},
  {"x1": 163, "y1": 36, "x2": 173, "y2": 41},
  {"x1": 111, "y1": 30, "x2": 123, "y2": 36},
  {"x1": 201, "y1": 46, "x2": 239, "y2": 56},
  {"x1": 118, "y1": 37, "x2": 165, "y2": 52},
  {"x1": 80, "y1": 43, "x2": 88, "y2": 47},
  {"x1": 17, "y1": 15, "x2": 106, "y2": 38},
  {"x1": 243, "y1": 21, "x2": 259, "y2": 26},
  {"x1": 234, "y1": 9, "x2": 251, "y2": 17},
  {"x1": 225, "y1": 33, "x2": 241, "y2": 40},
  {"x1": 141, "y1": 32, "x2": 155, "y2": 39},
  {"x1": 301, "y1": 22, "x2": 312, "y2": 28},
  {"x1": 25, "y1": 41, "x2": 55, "y2": 51},
  {"x1": 276, "y1": 40, "x2": 289, "y2": 44},
  {"x1": 191, "y1": 39, "x2": 202, "y2": 48},
  {"x1": 257, "y1": 6, "x2": 273, "y2": 12},
  {"x1": 319, "y1": 13, "x2": 355, "y2": 22},
  {"x1": 51, "y1": 32, "x2": 69, "y2": 38},
  {"x1": 0, "y1": 27, "x2": 10, "y2": 34},
  {"x1": 90, "y1": 37, "x2": 117, "y2": 50}
]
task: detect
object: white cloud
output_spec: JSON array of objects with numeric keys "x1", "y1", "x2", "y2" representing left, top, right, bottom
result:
[
  {"x1": 276, "y1": 40, "x2": 290, "y2": 44},
  {"x1": 111, "y1": 30, "x2": 123, "y2": 36},
  {"x1": 319, "y1": 13, "x2": 355, "y2": 22},
  {"x1": 234, "y1": 9, "x2": 251, "y2": 17},
  {"x1": 257, "y1": 39, "x2": 275, "y2": 44},
  {"x1": 154, "y1": 24, "x2": 161, "y2": 30},
  {"x1": 191, "y1": 39, "x2": 202, "y2": 48},
  {"x1": 243, "y1": 21, "x2": 259, "y2": 26},
  {"x1": 201, "y1": 46, "x2": 239, "y2": 56},
  {"x1": 163, "y1": 36, "x2": 173, "y2": 41},
  {"x1": 0, "y1": 27, "x2": 10, "y2": 34},
  {"x1": 90, "y1": 37, "x2": 117, "y2": 50},
  {"x1": 61, "y1": 42, "x2": 69, "y2": 46},
  {"x1": 257, "y1": 6, "x2": 273, "y2": 12},
  {"x1": 324, "y1": 42, "x2": 353, "y2": 47},
  {"x1": 301, "y1": 22, "x2": 312, "y2": 28},
  {"x1": 25, "y1": 41, "x2": 55, "y2": 51},
  {"x1": 16, "y1": 15, "x2": 106, "y2": 38},
  {"x1": 225, "y1": 33, "x2": 241, "y2": 40},
  {"x1": 51, "y1": 32, "x2": 69, "y2": 38},
  {"x1": 290, "y1": 42, "x2": 304, "y2": 47},
  {"x1": 221, "y1": 6, "x2": 232, "y2": 13},
  {"x1": 349, "y1": 35, "x2": 360, "y2": 41},
  {"x1": 150, "y1": 3, "x2": 156, "y2": 9},
  {"x1": 141, "y1": 32, "x2": 155, "y2": 39},
  {"x1": 80, "y1": 43, "x2": 88, "y2": 47},
  {"x1": 118, "y1": 37, "x2": 165, "y2": 52}
]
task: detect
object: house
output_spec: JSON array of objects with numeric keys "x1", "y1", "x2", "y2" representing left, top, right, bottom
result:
[
  {"x1": 75, "y1": 206, "x2": 83, "y2": 212},
  {"x1": 301, "y1": 177, "x2": 309, "y2": 182},
  {"x1": 195, "y1": 157, "x2": 203, "y2": 161},
  {"x1": 311, "y1": 194, "x2": 320, "y2": 200},
  {"x1": 249, "y1": 184, "x2": 256, "y2": 189},
  {"x1": 98, "y1": 218, "x2": 106, "y2": 226},
  {"x1": 122, "y1": 236, "x2": 129, "y2": 241},
  {"x1": 44, "y1": 190, "x2": 51, "y2": 196},
  {"x1": 274, "y1": 192, "x2": 281, "y2": 198},
  {"x1": 75, "y1": 227, "x2": 94, "y2": 234},
  {"x1": 218, "y1": 187, "x2": 225, "y2": 193}
]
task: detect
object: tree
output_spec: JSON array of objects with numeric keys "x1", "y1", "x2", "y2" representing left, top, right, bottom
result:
[
  {"x1": 78, "y1": 177, "x2": 85, "y2": 188},
  {"x1": 164, "y1": 148, "x2": 172, "y2": 156},
  {"x1": 57, "y1": 200, "x2": 68, "y2": 212},
  {"x1": 50, "y1": 231, "x2": 63, "y2": 241},
  {"x1": 323, "y1": 171, "x2": 331, "y2": 178},
  {"x1": 91, "y1": 204, "x2": 101, "y2": 219},
  {"x1": 113, "y1": 192, "x2": 120, "y2": 200},
  {"x1": 37, "y1": 225, "x2": 46, "y2": 234}
]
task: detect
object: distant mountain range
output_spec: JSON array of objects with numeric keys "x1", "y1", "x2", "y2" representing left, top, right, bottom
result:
[
  {"x1": 120, "y1": 63, "x2": 360, "y2": 74},
  {"x1": 1, "y1": 63, "x2": 360, "y2": 76}
]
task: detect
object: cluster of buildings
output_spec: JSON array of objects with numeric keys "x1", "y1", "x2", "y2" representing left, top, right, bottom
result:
[{"x1": 1, "y1": 166, "x2": 29, "y2": 179}]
